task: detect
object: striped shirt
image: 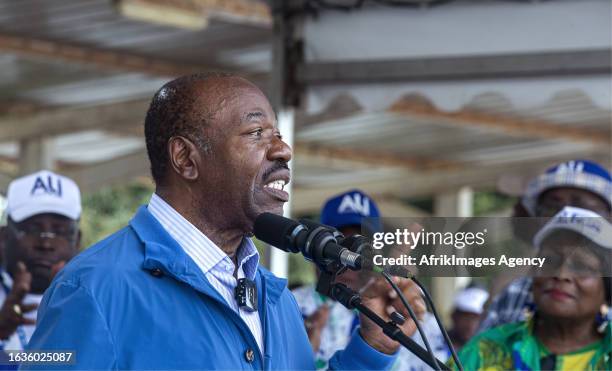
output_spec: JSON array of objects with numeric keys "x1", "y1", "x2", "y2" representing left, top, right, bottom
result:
[{"x1": 148, "y1": 193, "x2": 264, "y2": 354}]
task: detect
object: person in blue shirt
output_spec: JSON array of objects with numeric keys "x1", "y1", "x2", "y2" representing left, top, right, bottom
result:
[{"x1": 26, "y1": 73, "x2": 424, "y2": 370}]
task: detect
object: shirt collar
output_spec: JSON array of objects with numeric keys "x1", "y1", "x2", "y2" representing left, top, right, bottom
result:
[
  {"x1": 236, "y1": 237, "x2": 260, "y2": 281},
  {"x1": 147, "y1": 193, "x2": 259, "y2": 278}
]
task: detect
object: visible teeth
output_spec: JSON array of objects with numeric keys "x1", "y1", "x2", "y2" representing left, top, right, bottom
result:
[{"x1": 264, "y1": 180, "x2": 286, "y2": 191}]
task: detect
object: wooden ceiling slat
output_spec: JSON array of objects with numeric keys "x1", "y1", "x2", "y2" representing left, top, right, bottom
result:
[
  {"x1": 389, "y1": 99, "x2": 611, "y2": 148},
  {"x1": 0, "y1": 0, "x2": 109, "y2": 24},
  {"x1": 0, "y1": 32, "x2": 236, "y2": 77}
]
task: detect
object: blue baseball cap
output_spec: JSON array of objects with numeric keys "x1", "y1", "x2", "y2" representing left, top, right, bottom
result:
[
  {"x1": 320, "y1": 189, "x2": 382, "y2": 233},
  {"x1": 522, "y1": 160, "x2": 612, "y2": 216}
]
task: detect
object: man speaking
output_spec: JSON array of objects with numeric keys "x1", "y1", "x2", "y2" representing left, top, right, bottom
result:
[{"x1": 26, "y1": 74, "x2": 423, "y2": 369}]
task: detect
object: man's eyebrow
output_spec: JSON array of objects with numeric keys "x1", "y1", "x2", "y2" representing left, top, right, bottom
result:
[{"x1": 243, "y1": 111, "x2": 266, "y2": 122}]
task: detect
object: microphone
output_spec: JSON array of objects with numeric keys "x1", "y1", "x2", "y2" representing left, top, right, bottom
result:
[
  {"x1": 254, "y1": 213, "x2": 364, "y2": 270},
  {"x1": 254, "y1": 214, "x2": 452, "y2": 370},
  {"x1": 294, "y1": 219, "x2": 412, "y2": 278}
]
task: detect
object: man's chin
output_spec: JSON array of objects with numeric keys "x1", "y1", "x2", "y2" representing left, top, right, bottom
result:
[
  {"x1": 267, "y1": 206, "x2": 285, "y2": 215},
  {"x1": 255, "y1": 206, "x2": 285, "y2": 223},
  {"x1": 247, "y1": 203, "x2": 285, "y2": 231},
  {"x1": 254, "y1": 199, "x2": 286, "y2": 216}
]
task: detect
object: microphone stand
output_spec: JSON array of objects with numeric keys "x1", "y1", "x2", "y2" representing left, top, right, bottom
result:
[{"x1": 316, "y1": 264, "x2": 449, "y2": 371}]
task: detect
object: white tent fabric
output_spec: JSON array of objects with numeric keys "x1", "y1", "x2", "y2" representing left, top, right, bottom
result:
[{"x1": 304, "y1": 0, "x2": 611, "y2": 113}]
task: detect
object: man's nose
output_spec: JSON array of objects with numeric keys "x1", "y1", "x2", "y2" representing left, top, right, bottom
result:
[
  {"x1": 36, "y1": 235, "x2": 56, "y2": 251},
  {"x1": 267, "y1": 136, "x2": 292, "y2": 163}
]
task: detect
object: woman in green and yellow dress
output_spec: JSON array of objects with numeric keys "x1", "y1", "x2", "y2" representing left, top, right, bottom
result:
[{"x1": 451, "y1": 206, "x2": 611, "y2": 371}]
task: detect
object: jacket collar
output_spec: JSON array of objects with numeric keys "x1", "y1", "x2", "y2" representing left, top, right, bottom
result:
[
  {"x1": 257, "y1": 267, "x2": 287, "y2": 307},
  {"x1": 129, "y1": 206, "x2": 286, "y2": 304},
  {"x1": 130, "y1": 206, "x2": 192, "y2": 278}
]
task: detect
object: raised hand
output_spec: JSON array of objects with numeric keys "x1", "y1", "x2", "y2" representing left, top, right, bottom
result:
[{"x1": 0, "y1": 262, "x2": 37, "y2": 340}]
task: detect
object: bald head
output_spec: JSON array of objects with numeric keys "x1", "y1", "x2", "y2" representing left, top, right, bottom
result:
[{"x1": 144, "y1": 73, "x2": 260, "y2": 185}]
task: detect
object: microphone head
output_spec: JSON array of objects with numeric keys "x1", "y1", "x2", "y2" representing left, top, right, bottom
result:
[
  {"x1": 253, "y1": 212, "x2": 303, "y2": 253},
  {"x1": 299, "y1": 219, "x2": 344, "y2": 241}
]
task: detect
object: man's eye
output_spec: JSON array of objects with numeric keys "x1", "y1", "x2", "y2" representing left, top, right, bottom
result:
[{"x1": 250, "y1": 128, "x2": 263, "y2": 137}]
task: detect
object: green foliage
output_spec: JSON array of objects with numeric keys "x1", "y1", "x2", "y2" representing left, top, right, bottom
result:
[
  {"x1": 474, "y1": 191, "x2": 515, "y2": 216},
  {"x1": 288, "y1": 253, "x2": 316, "y2": 287},
  {"x1": 80, "y1": 182, "x2": 153, "y2": 248}
]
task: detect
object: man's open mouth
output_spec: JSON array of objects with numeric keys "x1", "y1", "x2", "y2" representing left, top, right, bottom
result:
[
  {"x1": 264, "y1": 179, "x2": 287, "y2": 191},
  {"x1": 263, "y1": 176, "x2": 290, "y2": 202}
]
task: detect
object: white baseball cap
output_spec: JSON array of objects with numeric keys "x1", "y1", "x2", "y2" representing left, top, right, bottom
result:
[
  {"x1": 5, "y1": 170, "x2": 81, "y2": 223},
  {"x1": 453, "y1": 287, "x2": 489, "y2": 315},
  {"x1": 533, "y1": 206, "x2": 612, "y2": 250}
]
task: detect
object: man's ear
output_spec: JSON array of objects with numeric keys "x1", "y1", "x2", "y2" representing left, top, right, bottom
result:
[{"x1": 168, "y1": 136, "x2": 201, "y2": 181}]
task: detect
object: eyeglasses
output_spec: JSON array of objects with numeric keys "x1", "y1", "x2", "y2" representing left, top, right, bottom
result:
[
  {"x1": 8, "y1": 223, "x2": 77, "y2": 243},
  {"x1": 537, "y1": 252, "x2": 603, "y2": 277}
]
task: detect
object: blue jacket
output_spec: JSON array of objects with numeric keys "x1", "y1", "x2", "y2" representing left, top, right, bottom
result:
[{"x1": 26, "y1": 206, "x2": 397, "y2": 370}]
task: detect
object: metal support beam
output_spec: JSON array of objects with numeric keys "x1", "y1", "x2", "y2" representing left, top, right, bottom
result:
[
  {"x1": 0, "y1": 99, "x2": 149, "y2": 142},
  {"x1": 432, "y1": 187, "x2": 473, "y2": 323},
  {"x1": 269, "y1": 0, "x2": 302, "y2": 109},
  {"x1": 298, "y1": 49, "x2": 612, "y2": 85},
  {"x1": 265, "y1": 0, "x2": 299, "y2": 277},
  {"x1": 18, "y1": 137, "x2": 56, "y2": 175}
]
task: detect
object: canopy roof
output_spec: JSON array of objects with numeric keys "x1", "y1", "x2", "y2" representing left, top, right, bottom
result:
[
  {"x1": 292, "y1": 0, "x2": 610, "y2": 212},
  {"x1": 0, "y1": 0, "x2": 609, "y2": 217}
]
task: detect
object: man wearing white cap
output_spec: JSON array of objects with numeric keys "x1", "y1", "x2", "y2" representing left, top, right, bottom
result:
[
  {"x1": 447, "y1": 287, "x2": 488, "y2": 350},
  {"x1": 0, "y1": 170, "x2": 81, "y2": 351}
]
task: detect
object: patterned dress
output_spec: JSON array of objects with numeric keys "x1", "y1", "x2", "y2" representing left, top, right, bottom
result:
[{"x1": 450, "y1": 320, "x2": 611, "y2": 371}]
